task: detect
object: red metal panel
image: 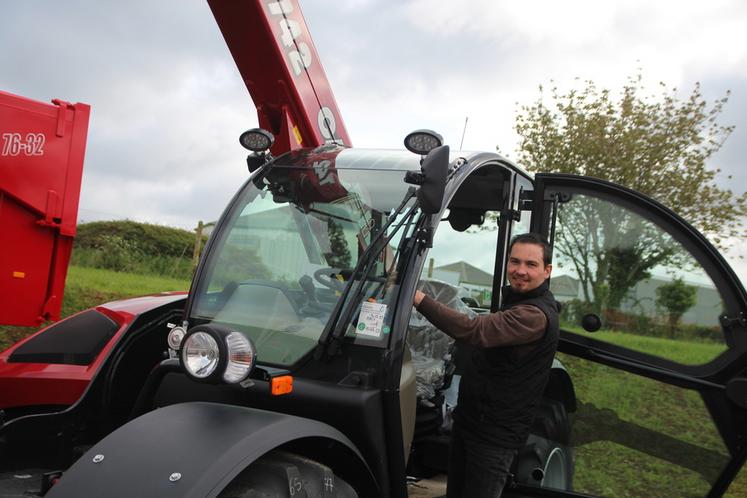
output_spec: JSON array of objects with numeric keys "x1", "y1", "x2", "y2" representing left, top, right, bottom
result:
[
  {"x1": 208, "y1": 0, "x2": 352, "y2": 155},
  {"x1": 0, "y1": 90, "x2": 90, "y2": 326},
  {"x1": 0, "y1": 293, "x2": 186, "y2": 409}
]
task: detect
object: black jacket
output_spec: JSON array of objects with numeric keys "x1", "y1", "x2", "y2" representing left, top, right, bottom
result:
[{"x1": 454, "y1": 281, "x2": 560, "y2": 448}]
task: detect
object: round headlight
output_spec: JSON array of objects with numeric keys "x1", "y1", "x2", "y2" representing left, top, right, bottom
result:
[
  {"x1": 223, "y1": 332, "x2": 256, "y2": 384},
  {"x1": 167, "y1": 326, "x2": 186, "y2": 350},
  {"x1": 182, "y1": 331, "x2": 221, "y2": 379}
]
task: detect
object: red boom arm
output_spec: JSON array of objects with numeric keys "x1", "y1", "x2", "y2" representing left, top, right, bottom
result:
[{"x1": 208, "y1": 0, "x2": 352, "y2": 156}]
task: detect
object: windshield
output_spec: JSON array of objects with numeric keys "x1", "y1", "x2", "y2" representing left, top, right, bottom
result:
[{"x1": 190, "y1": 160, "x2": 416, "y2": 367}]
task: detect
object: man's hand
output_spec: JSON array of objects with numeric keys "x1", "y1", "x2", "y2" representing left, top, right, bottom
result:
[{"x1": 414, "y1": 290, "x2": 425, "y2": 307}]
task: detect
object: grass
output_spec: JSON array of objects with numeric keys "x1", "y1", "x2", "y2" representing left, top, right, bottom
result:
[
  {"x1": 64, "y1": 265, "x2": 190, "y2": 297},
  {"x1": 557, "y1": 331, "x2": 734, "y2": 497},
  {"x1": 0, "y1": 265, "x2": 190, "y2": 350},
  {"x1": 563, "y1": 325, "x2": 727, "y2": 365},
  {"x1": 71, "y1": 247, "x2": 195, "y2": 281}
]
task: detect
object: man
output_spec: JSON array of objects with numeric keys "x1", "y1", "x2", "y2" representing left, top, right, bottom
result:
[{"x1": 413, "y1": 233, "x2": 560, "y2": 498}]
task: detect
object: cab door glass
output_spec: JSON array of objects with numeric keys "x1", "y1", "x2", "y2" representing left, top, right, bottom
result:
[
  {"x1": 551, "y1": 192, "x2": 727, "y2": 364},
  {"x1": 557, "y1": 351, "x2": 730, "y2": 497},
  {"x1": 421, "y1": 210, "x2": 501, "y2": 308}
]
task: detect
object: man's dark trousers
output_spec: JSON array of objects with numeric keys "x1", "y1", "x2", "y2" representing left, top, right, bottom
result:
[{"x1": 446, "y1": 424, "x2": 518, "y2": 498}]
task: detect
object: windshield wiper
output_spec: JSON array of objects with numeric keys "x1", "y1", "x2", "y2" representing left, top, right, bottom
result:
[{"x1": 315, "y1": 187, "x2": 418, "y2": 359}]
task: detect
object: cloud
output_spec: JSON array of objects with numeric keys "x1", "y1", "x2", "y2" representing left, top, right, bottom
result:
[{"x1": 2, "y1": 0, "x2": 746, "y2": 286}]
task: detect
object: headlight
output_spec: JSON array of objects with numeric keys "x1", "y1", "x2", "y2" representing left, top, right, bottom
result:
[
  {"x1": 223, "y1": 332, "x2": 256, "y2": 383},
  {"x1": 182, "y1": 330, "x2": 221, "y2": 379},
  {"x1": 180, "y1": 325, "x2": 256, "y2": 384}
]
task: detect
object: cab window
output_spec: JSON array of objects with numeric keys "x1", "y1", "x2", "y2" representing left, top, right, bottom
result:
[{"x1": 551, "y1": 192, "x2": 726, "y2": 364}]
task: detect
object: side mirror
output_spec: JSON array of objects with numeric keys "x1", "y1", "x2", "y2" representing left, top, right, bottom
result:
[
  {"x1": 417, "y1": 145, "x2": 449, "y2": 214},
  {"x1": 448, "y1": 208, "x2": 486, "y2": 232},
  {"x1": 581, "y1": 313, "x2": 602, "y2": 332}
]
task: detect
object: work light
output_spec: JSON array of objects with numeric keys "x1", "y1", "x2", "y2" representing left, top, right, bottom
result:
[
  {"x1": 404, "y1": 129, "x2": 443, "y2": 155},
  {"x1": 239, "y1": 128, "x2": 275, "y2": 152},
  {"x1": 167, "y1": 326, "x2": 186, "y2": 350}
]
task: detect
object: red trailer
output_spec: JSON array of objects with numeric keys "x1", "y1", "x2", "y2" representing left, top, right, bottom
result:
[{"x1": 0, "y1": 90, "x2": 90, "y2": 326}]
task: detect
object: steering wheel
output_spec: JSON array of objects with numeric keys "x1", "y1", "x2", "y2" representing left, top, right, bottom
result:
[{"x1": 314, "y1": 267, "x2": 345, "y2": 292}]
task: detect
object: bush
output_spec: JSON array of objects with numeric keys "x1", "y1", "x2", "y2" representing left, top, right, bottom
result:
[
  {"x1": 75, "y1": 220, "x2": 200, "y2": 258},
  {"x1": 71, "y1": 220, "x2": 205, "y2": 279}
]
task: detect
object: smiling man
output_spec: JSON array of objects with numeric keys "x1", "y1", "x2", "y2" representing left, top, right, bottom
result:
[{"x1": 413, "y1": 233, "x2": 560, "y2": 498}]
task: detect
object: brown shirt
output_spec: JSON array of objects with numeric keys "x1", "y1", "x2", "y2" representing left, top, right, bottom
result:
[{"x1": 415, "y1": 295, "x2": 547, "y2": 348}]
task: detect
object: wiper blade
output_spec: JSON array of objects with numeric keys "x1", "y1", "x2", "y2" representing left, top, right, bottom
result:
[{"x1": 315, "y1": 187, "x2": 417, "y2": 359}]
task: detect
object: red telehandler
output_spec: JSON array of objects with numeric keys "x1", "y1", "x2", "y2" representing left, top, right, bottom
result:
[{"x1": 1, "y1": 1, "x2": 746, "y2": 497}]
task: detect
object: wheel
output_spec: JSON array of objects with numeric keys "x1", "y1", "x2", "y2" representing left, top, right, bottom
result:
[
  {"x1": 218, "y1": 450, "x2": 358, "y2": 498},
  {"x1": 513, "y1": 399, "x2": 574, "y2": 490},
  {"x1": 531, "y1": 399, "x2": 572, "y2": 445},
  {"x1": 514, "y1": 434, "x2": 573, "y2": 491}
]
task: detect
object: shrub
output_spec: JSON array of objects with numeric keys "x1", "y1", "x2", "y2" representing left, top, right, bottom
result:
[{"x1": 72, "y1": 220, "x2": 205, "y2": 279}]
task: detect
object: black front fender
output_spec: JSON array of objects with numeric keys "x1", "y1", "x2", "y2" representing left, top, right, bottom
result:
[{"x1": 47, "y1": 402, "x2": 377, "y2": 498}]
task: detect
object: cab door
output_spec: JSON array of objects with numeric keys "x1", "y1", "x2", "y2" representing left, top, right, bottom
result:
[{"x1": 519, "y1": 173, "x2": 747, "y2": 498}]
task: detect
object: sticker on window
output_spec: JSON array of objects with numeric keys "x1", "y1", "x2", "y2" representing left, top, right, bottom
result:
[{"x1": 356, "y1": 301, "x2": 388, "y2": 337}]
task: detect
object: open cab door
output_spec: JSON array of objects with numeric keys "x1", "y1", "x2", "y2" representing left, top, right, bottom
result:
[{"x1": 520, "y1": 173, "x2": 747, "y2": 497}]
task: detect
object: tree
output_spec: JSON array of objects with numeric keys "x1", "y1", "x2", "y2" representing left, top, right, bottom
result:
[
  {"x1": 553, "y1": 197, "x2": 677, "y2": 312},
  {"x1": 513, "y1": 73, "x2": 746, "y2": 314},
  {"x1": 324, "y1": 219, "x2": 351, "y2": 268},
  {"x1": 656, "y1": 278, "x2": 697, "y2": 337}
]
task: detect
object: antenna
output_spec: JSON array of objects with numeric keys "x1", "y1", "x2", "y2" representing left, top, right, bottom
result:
[{"x1": 459, "y1": 116, "x2": 469, "y2": 150}]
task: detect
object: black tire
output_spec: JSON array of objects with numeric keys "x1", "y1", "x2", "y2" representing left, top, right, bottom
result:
[
  {"x1": 219, "y1": 450, "x2": 358, "y2": 498},
  {"x1": 531, "y1": 399, "x2": 572, "y2": 445}
]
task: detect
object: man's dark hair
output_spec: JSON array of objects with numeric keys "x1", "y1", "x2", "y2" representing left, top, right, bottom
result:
[{"x1": 509, "y1": 233, "x2": 552, "y2": 266}]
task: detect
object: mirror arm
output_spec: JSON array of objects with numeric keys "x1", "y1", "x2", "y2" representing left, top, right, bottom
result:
[
  {"x1": 404, "y1": 171, "x2": 426, "y2": 185},
  {"x1": 416, "y1": 224, "x2": 435, "y2": 250}
]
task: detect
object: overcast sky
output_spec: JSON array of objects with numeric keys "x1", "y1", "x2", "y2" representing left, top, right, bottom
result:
[{"x1": 2, "y1": 0, "x2": 746, "y2": 281}]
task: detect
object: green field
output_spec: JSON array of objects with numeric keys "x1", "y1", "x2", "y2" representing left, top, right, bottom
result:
[
  {"x1": 0, "y1": 265, "x2": 190, "y2": 350},
  {"x1": 556, "y1": 328, "x2": 744, "y2": 497},
  {"x1": 563, "y1": 326, "x2": 728, "y2": 365}
]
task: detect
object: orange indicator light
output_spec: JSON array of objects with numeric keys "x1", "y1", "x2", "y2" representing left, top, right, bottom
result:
[
  {"x1": 271, "y1": 375, "x2": 293, "y2": 396},
  {"x1": 12, "y1": 272, "x2": 25, "y2": 279}
]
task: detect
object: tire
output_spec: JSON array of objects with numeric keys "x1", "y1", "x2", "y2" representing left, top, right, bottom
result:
[
  {"x1": 219, "y1": 450, "x2": 358, "y2": 498},
  {"x1": 513, "y1": 399, "x2": 574, "y2": 491},
  {"x1": 514, "y1": 434, "x2": 573, "y2": 491},
  {"x1": 531, "y1": 399, "x2": 572, "y2": 445}
]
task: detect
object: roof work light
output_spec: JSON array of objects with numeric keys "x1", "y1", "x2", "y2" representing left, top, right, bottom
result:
[
  {"x1": 239, "y1": 128, "x2": 275, "y2": 152},
  {"x1": 404, "y1": 129, "x2": 443, "y2": 155}
]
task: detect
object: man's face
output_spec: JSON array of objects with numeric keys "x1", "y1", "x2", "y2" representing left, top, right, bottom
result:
[{"x1": 507, "y1": 242, "x2": 552, "y2": 293}]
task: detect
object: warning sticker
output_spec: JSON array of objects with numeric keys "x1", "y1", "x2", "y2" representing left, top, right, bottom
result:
[{"x1": 355, "y1": 302, "x2": 388, "y2": 338}]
